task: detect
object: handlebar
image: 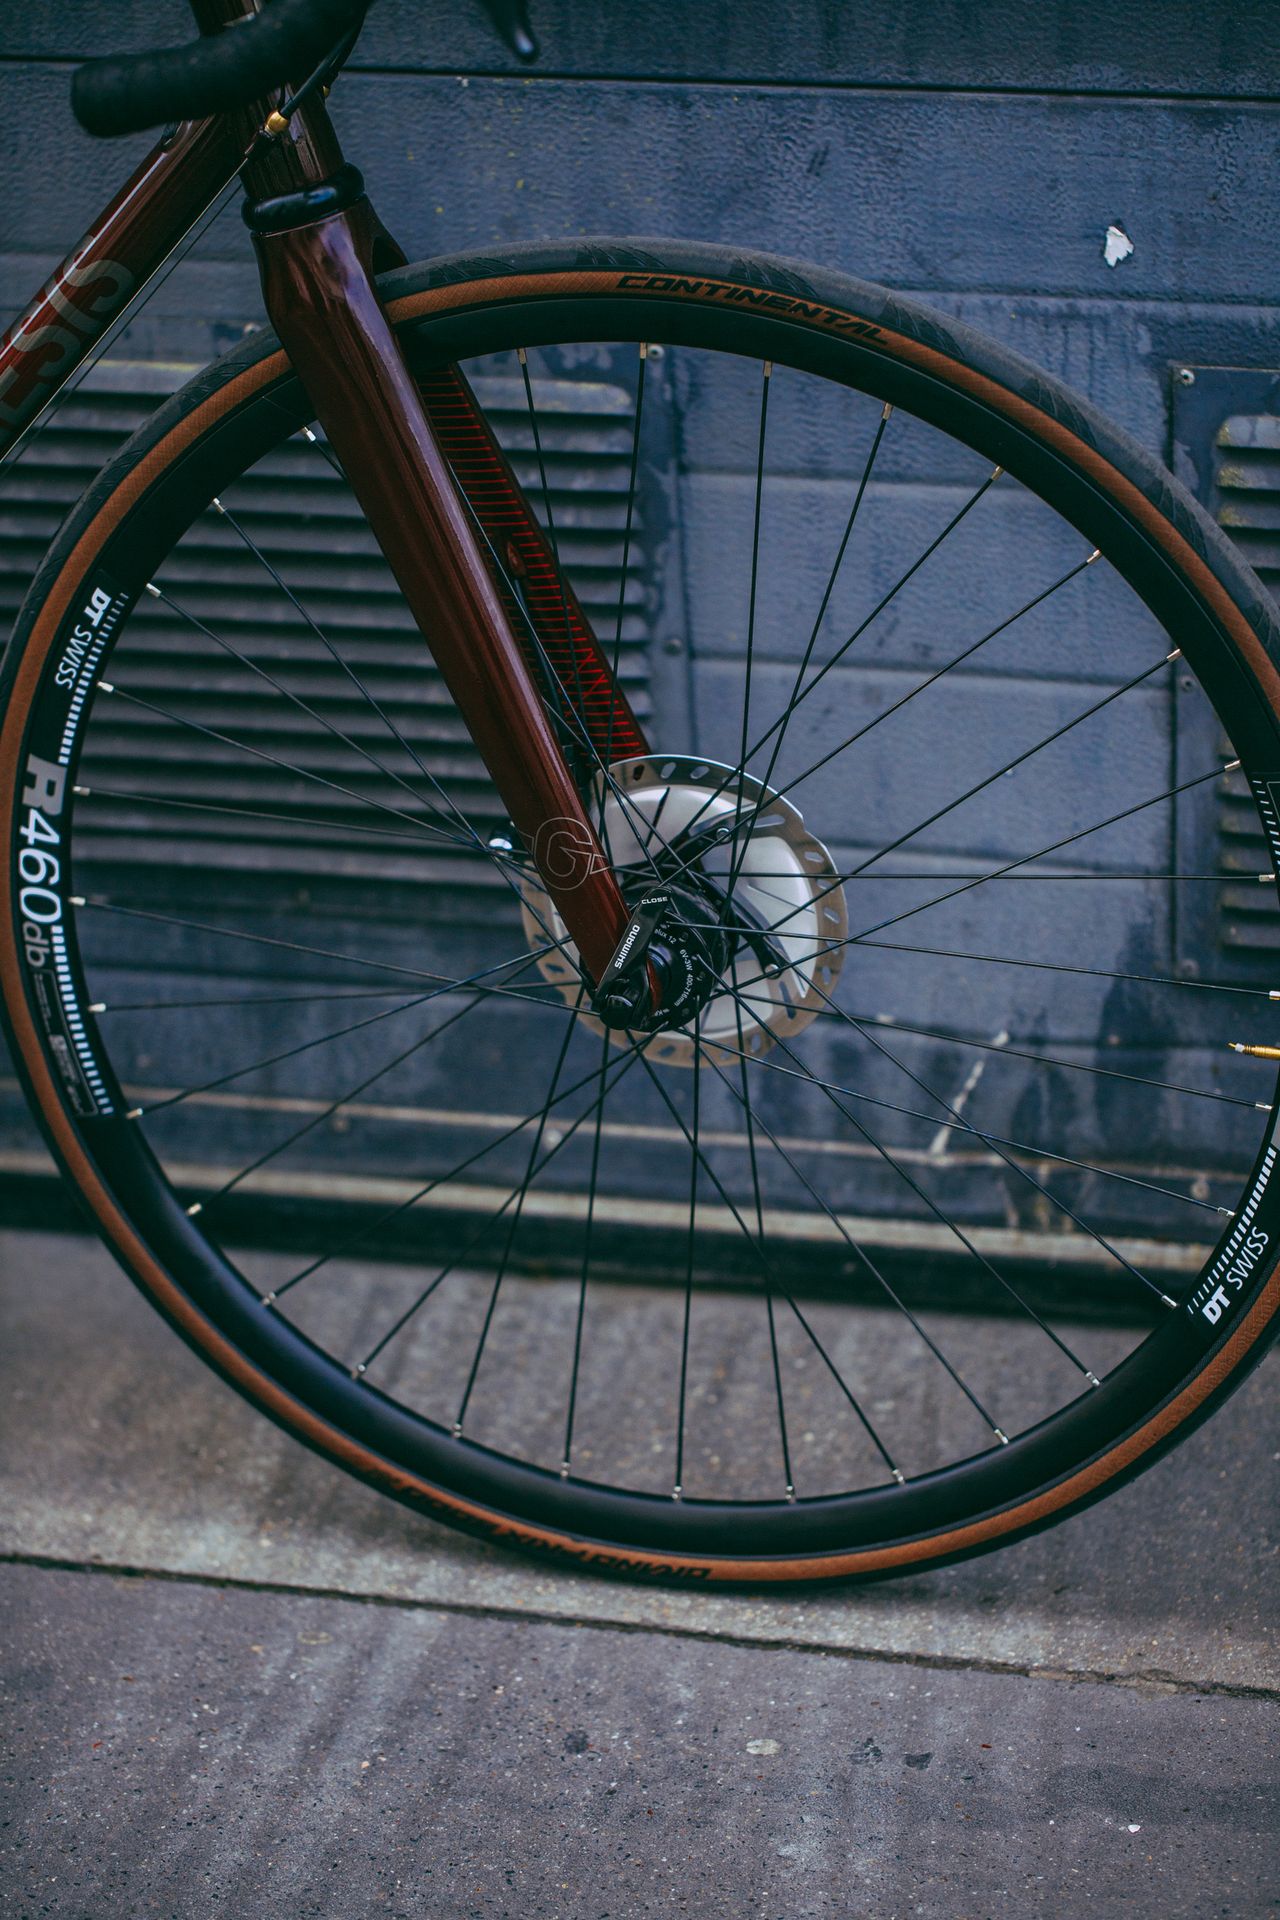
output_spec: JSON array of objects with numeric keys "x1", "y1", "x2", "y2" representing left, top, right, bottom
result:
[{"x1": 71, "y1": 0, "x2": 538, "y2": 140}]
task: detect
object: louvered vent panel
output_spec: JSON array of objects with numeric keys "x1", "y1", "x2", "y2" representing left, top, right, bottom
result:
[
  {"x1": 0, "y1": 358, "x2": 649, "y2": 934},
  {"x1": 1171, "y1": 365, "x2": 1280, "y2": 967}
]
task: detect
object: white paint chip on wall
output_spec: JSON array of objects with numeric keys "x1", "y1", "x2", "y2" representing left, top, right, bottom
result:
[{"x1": 1103, "y1": 223, "x2": 1135, "y2": 266}]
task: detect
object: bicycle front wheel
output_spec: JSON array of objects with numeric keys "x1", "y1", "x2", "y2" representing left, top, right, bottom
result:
[{"x1": 4, "y1": 238, "x2": 1279, "y2": 1581}]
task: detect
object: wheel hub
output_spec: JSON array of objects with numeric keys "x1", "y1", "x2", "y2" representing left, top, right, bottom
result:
[
  {"x1": 519, "y1": 755, "x2": 848, "y2": 1067},
  {"x1": 591, "y1": 871, "x2": 735, "y2": 1033}
]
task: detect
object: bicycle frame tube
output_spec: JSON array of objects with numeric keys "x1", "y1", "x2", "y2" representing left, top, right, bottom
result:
[{"x1": 0, "y1": 115, "x2": 245, "y2": 457}]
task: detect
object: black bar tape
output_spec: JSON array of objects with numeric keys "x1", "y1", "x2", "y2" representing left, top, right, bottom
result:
[{"x1": 71, "y1": 0, "x2": 368, "y2": 139}]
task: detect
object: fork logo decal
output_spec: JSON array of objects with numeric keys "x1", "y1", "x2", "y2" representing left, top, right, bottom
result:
[{"x1": 530, "y1": 816, "x2": 607, "y2": 892}]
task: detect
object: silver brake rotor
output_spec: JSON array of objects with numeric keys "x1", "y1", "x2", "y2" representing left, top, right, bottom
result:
[{"x1": 518, "y1": 755, "x2": 848, "y2": 1068}]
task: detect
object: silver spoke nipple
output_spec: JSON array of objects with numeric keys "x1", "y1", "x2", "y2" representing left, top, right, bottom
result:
[
  {"x1": 1166, "y1": 647, "x2": 1182, "y2": 662},
  {"x1": 125, "y1": 1107, "x2": 143, "y2": 1121},
  {"x1": 1085, "y1": 1371, "x2": 1101, "y2": 1388},
  {"x1": 517, "y1": 345, "x2": 528, "y2": 365},
  {"x1": 785, "y1": 1483, "x2": 796, "y2": 1504},
  {"x1": 185, "y1": 1201, "x2": 202, "y2": 1218},
  {"x1": 881, "y1": 401, "x2": 893, "y2": 421},
  {"x1": 98, "y1": 681, "x2": 114, "y2": 695},
  {"x1": 1224, "y1": 758, "x2": 1242, "y2": 773},
  {"x1": 891, "y1": 1467, "x2": 906, "y2": 1485},
  {"x1": 671, "y1": 1483, "x2": 683, "y2": 1502},
  {"x1": 144, "y1": 582, "x2": 162, "y2": 599},
  {"x1": 1261, "y1": 873, "x2": 1276, "y2": 883},
  {"x1": 560, "y1": 1460, "x2": 571, "y2": 1479},
  {"x1": 88, "y1": 1002, "x2": 106, "y2": 1015},
  {"x1": 211, "y1": 497, "x2": 225, "y2": 515},
  {"x1": 994, "y1": 1428, "x2": 1010, "y2": 1446},
  {"x1": 70, "y1": 895, "x2": 86, "y2": 907},
  {"x1": 1270, "y1": 990, "x2": 1280, "y2": 1001},
  {"x1": 1086, "y1": 547, "x2": 1102, "y2": 563},
  {"x1": 262, "y1": 1292, "x2": 277, "y2": 1306},
  {"x1": 639, "y1": 341, "x2": 649, "y2": 360},
  {"x1": 451, "y1": 1421, "x2": 463, "y2": 1439},
  {"x1": 763, "y1": 358, "x2": 773, "y2": 379},
  {"x1": 351, "y1": 1362, "x2": 367, "y2": 1380},
  {"x1": 73, "y1": 786, "x2": 90, "y2": 797},
  {"x1": 301, "y1": 425, "x2": 318, "y2": 444},
  {"x1": 990, "y1": 465, "x2": 1004, "y2": 480},
  {"x1": 1161, "y1": 1294, "x2": 1178, "y2": 1311}
]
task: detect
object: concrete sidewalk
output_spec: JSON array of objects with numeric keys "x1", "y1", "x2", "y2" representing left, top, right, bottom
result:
[{"x1": 2, "y1": 1225, "x2": 1277, "y2": 1916}]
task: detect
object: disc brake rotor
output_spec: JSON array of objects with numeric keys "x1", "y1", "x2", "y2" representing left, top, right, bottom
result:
[{"x1": 518, "y1": 755, "x2": 848, "y2": 1067}]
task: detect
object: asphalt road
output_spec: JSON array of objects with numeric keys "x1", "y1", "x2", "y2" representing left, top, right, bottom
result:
[{"x1": 2, "y1": 1225, "x2": 1277, "y2": 1917}]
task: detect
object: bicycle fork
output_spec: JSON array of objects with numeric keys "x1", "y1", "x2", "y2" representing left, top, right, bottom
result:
[{"x1": 243, "y1": 122, "x2": 650, "y2": 997}]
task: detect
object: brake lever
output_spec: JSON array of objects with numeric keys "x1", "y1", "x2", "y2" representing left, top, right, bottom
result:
[{"x1": 477, "y1": 0, "x2": 539, "y2": 61}]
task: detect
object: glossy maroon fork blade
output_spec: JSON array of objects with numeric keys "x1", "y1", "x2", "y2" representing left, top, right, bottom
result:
[
  {"x1": 420, "y1": 364, "x2": 649, "y2": 767},
  {"x1": 253, "y1": 201, "x2": 635, "y2": 989}
]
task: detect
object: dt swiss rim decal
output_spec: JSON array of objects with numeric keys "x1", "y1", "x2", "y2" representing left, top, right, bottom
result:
[{"x1": 12, "y1": 569, "x2": 131, "y2": 1121}]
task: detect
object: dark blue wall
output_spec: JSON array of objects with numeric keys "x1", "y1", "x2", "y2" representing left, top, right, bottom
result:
[
  {"x1": 0, "y1": 3, "x2": 1277, "y2": 1244},
  {"x1": 3, "y1": 1, "x2": 1279, "y2": 443}
]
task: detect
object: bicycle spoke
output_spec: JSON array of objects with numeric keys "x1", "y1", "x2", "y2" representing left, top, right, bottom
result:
[
  {"x1": 516, "y1": 348, "x2": 595, "y2": 757},
  {"x1": 634, "y1": 1048, "x2": 903, "y2": 1478},
  {"x1": 73, "y1": 779, "x2": 522, "y2": 874},
  {"x1": 724, "y1": 867, "x2": 1261, "y2": 884},
  {"x1": 142, "y1": 577, "x2": 483, "y2": 853},
  {"x1": 456, "y1": 988, "x2": 586, "y2": 1438},
  {"x1": 735, "y1": 997, "x2": 795, "y2": 1499},
  {"x1": 669, "y1": 619, "x2": 1179, "y2": 953},
  {"x1": 563, "y1": 1025, "x2": 613, "y2": 1475},
  {"x1": 730, "y1": 756, "x2": 1239, "y2": 991},
  {"x1": 193, "y1": 982, "x2": 494, "y2": 1215},
  {"x1": 816, "y1": 1007, "x2": 1265, "y2": 1112},
  {"x1": 273, "y1": 1033, "x2": 649, "y2": 1304},
  {"x1": 762, "y1": 548, "x2": 1103, "y2": 831},
  {"x1": 704, "y1": 994, "x2": 1100, "y2": 1382},
  {"x1": 605, "y1": 342, "x2": 648, "y2": 772},
  {"x1": 672, "y1": 1036, "x2": 703, "y2": 1499},
  {"x1": 722, "y1": 359, "x2": 772, "y2": 904},
  {"x1": 126, "y1": 945, "x2": 557, "y2": 1119},
  {"x1": 791, "y1": 401, "x2": 893, "y2": 707},
  {"x1": 208, "y1": 494, "x2": 475, "y2": 834},
  {"x1": 755, "y1": 464, "x2": 1005, "y2": 760},
  {"x1": 669, "y1": 455, "x2": 1004, "y2": 860},
  {"x1": 716, "y1": 975, "x2": 1221, "y2": 1232},
  {"x1": 74, "y1": 895, "x2": 582, "y2": 1002},
  {"x1": 350, "y1": 1038, "x2": 647, "y2": 1373},
  {"x1": 845, "y1": 756, "x2": 1235, "y2": 954},
  {"x1": 91, "y1": 679, "x2": 480, "y2": 856},
  {"x1": 856, "y1": 935, "x2": 1280, "y2": 1001},
  {"x1": 828, "y1": 1001, "x2": 1188, "y2": 1301},
  {"x1": 682, "y1": 1039, "x2": 1012, "y2": 1444},
  {"x1": 772, "y1": 962, "x2": 1195, "y2": 1289},
  {"x1": 291, "y1": 420, "x2": 634, "y2": 898},
  {"x1": 97, "y1": 987, "x2": 417, "y2": 1014}
]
